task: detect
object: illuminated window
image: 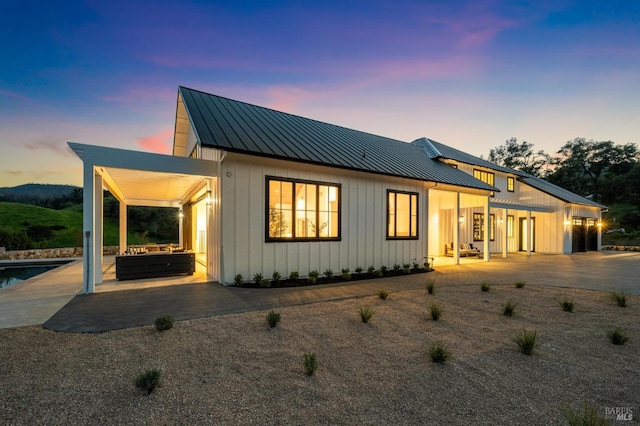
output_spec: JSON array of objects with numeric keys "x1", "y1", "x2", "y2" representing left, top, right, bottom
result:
[
  {"x1": 473, "y1": 213, "x2": 496, "y2": 241},
  {"x1": 266, "y1": 177, "x2": 340, "y2": 241},
  {"x1": 507, "y1": 215, "x2": 514, "y2": 237},
  {"x1": 474, "y1": 169, "x2": 495, "y2": 196},
  {"x1": 507, "y1": 177, "x2": 515, "y2": 192},
  {"x1": 387, "y1": 190, "x2": 418, "y2": 239}
]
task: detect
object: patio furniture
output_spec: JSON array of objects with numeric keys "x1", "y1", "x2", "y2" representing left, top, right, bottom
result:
[
  {"x1": 444, "y1": 242, "x2": 481, "y2": 257},
  {"x1": 115, "y1": 252, "x2": 195, "y2": 280}
]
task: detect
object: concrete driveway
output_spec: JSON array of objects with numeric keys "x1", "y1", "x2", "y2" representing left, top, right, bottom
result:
[{"x1": 2, "y1": 251, "x2": 638, "y2": 331}]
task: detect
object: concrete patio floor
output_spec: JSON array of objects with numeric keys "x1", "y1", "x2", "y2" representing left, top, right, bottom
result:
[{"x1": 2, "y1": 251, "x2": 639, "y2": 332}]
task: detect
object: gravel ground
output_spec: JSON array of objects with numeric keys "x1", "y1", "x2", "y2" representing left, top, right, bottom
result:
[{"x1": 1, "y1": 283, "x2": 638, "y2": 425}]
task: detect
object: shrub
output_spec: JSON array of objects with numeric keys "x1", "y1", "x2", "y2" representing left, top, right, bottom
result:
[
  {"x1": 341, "y1": 268, "x2": 351, "y2": 280},
  {"x1": 514, "y1": 329, "x2": 538, "y2": 355},
  {"x1": 607, "y1": 327, "x2": 629, "y2": 345},
  {"x1": 428, "y1": 343, "x2": 451, "y2": 364},
  {"x1": 402, "y1": 267, "x2": 411, "y2": 275},
  {"x1": 253, "y1": 273, "x2": 264, "y2": 286},
  {"x1": 402, "y1": 263, "x2": 411, "y2": 269},
  {"x1": 135, "y1": 369, "x2": 162, "y2": 394},
  {"x1": 610, "y1": 291, "x2": 627, "y2": 307},
  {"x1": 480, "y1": 281, "x2": 490, "y2": 292},
  {"x1": 289, "y1": 271, "x2": 299, "y2": 281},
  {"x1": 393, "y1": 264, "x2": 401, "y2": 274},
  {"x1": 271, "y1": 271, "x2": 281, "y2": 285},
  {"x1": 378, "y1": 289, "x2": 389, "y2": 300},
  {"x1": 425, "y1": 279, "x2": 435, "y2": 295},
  {"x1": 375, "y1": 270, "x2": 384, "y2": 278},
  {"x1": 260, "y1": 279, "x2": 271, "y2": 288},
  {"x1": 308, "y1": 270, "x2": 319, "y2": 284},
  {"x1": 429, "y1": 303, "x2": 443, "y2": 321},
  {"x1": 154, "y1": 316, "x2": 174, "y2": 332},
  {"x1": 380, "y1": 265, "x2": 388, "y2": 274},
  {"x1": 355, "y1": 266, "x2": 364, "y2": 274},
  {"x1": 265, "y1": 310, "x2": 281, "y2": 328},
  {"x1": 323, "y1": 269, "x2": 334, "y2": 280},
  {"x1": 358, "y1": 305, "x2": 375, "y2": 323},
  {"x1": 514, "y1": 280, "x2": 526, "y2": 288},
  {"x1": 563, "y1": 400, "x2": 607, "y2": 426},
  {"x1": 303, "y1": 352, "x2": 318, "y2": 376},
  {"x1": 560, "y1": 298, "x2": 575, "y2": 312},
  {"x1": 412, "y1": 260, "x2": 420, "y2": 271},
  {"x1": 233, "y1": 274, "x2": 244, "y2": 286},
  {"x1": 502, "y1": 299, "x2": 517, "y2": 316},
  {"x1": 367, "y1": 265, "x2": 376, "y2": 274}
]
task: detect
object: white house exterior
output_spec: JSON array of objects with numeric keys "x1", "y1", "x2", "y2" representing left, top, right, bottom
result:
[{"x1": 70, "y1": 86, "x2": 605, "y2": 293}]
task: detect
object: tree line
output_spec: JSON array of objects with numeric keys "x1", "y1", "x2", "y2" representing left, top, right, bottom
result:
[{"x1": 488, "y1": 137, "x2": 640, "y2": 230}]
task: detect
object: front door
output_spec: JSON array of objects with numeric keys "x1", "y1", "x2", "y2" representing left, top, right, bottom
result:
[{"x1": 519, "y1": 217, "x2": 536, "y2": 252}]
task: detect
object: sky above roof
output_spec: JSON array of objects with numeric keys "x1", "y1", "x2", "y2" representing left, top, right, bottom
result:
[{"x1": 1, "y1": 0, "x2": 639, "y2": 187}]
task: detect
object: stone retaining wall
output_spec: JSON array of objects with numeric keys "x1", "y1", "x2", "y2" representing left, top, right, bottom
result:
[
  {"x1": 602, "y1": 245, "x2": 640, "y2": 252},
  {"x1": 0, "y1": 246, "x2": 120, "y2": 260}
]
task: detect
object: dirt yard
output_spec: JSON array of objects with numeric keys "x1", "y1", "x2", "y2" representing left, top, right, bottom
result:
[{"x1": 1, "y1": 283, "x2": 638, "y2": 425}]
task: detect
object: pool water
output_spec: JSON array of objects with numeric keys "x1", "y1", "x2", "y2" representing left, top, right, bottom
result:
[{"x1": 0, "y1": 265, "x2": 60, "y2": 289}]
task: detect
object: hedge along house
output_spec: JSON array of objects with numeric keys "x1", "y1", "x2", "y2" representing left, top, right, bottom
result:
[{"x1": 71, "y1": 86, "x2": 605, "y2": 293}]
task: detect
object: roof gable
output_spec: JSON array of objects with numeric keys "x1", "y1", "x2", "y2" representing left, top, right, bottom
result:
[{"x1": 178, "y1": 87, "x2": 496, "y2": 192}]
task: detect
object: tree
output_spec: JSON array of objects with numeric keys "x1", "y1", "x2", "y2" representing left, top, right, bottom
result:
[
  {"x1": 547, "y1": 138, "x2": 639, "y2": 202},
  {"x1": 488, "y1": 138, "x2": 550, "y2": 177}
]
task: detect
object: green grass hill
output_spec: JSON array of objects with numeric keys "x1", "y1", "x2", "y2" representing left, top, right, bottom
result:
[{"x1": 0, "y1": 202, "x2": 132, "y2": 249}]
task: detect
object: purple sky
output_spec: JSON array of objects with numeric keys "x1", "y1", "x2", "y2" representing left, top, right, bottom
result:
[{"x1": 1, "y1": 0, "x2": 639, "y2": 187}]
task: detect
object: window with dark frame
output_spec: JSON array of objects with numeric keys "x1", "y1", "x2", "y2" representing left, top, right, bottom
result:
[
  {"x1": 473, "y1": 213, "x2": 495, "y2": 242},
  {"x1": 387, "y1": 190, "x2": 418, "y2": 239},
  {"x1": 507, "y1": 176, "x2": 515, "y2": 192},
  {"x1": 474, "y1": 169, "x2": 495, "y2": 197},
  {"x1": 266, "y1": 177, "x2": 340, "y2": 241}
]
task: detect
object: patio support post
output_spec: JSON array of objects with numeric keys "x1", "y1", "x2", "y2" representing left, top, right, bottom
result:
[
  {"x1": 94, "y1": 172, "x2": 103, "y2": 285},
  {"x1": 483, "y1": 199, "x2": 490, "y2": 261},
  {"x1": 82, "y1": 164, "x2": 95, "y2": 294},
  {"x1": 454, "y1": 192, "x2": 460, "y2": 264},
  {"x1": 526, "y1": 210, "x2": 532, "y2": 256},
  {"x1": 502, "y1": 208, "x2": 508, "y2": 258},
  {"x1": 119, "y1": 200, "x2": 127, "y2": 255},
  {"x1": 597, "y1": 210, "x2": 602, "y2": 251}
]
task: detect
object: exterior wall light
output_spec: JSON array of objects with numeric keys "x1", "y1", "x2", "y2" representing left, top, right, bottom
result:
[
  {"x1": 564, "y1": 219, "x2": 571, "y2": 226},
  {"x1": 497, "y1": 218, "x2": 504, "y2": 225},
  {"x1": 458, "y1": 216, "x2": 465, "y2": 223},
  {"x1": 597, "y1": 221, "x2": 603, "y2": 228},
  {"x1": 178, "y1": 210, "x2": 184, "y2": 219}
]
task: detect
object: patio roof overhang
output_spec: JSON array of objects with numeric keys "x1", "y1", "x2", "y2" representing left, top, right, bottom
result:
[
  {"x1": 68, "y1": 142, "x2": 218, "y2": 206},
  {"x1": 489, "y1": 199, "x2": 554, "y2": 213}
]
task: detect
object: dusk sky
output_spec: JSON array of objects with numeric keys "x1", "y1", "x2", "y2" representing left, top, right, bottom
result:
[{"x1": 1, "y1": 1, "x2": 639, "y2": 187}]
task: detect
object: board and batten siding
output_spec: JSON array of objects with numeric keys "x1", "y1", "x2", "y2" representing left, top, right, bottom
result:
[{"x1": 218, "y1": 152, "x2": 429, "y2": 284}]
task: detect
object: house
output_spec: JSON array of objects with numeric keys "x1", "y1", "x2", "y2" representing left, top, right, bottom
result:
[{"x1": 69, "y1": 86, "x2": 605, "y2": 294}]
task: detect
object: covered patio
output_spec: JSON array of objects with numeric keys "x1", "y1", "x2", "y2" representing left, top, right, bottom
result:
[{"x1": 68, "y1": 142, "x2": 221, "y2": 294}]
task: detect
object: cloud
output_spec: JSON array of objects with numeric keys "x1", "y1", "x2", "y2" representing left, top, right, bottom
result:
[
  {"x1": 136, "y1": 129, "x2": 173, "y2": 154},
  {"x1": 6, "y1": 170, "x2": 24, "y2": 176},
  {"x1": 24, "y1": 139, "x2": 75, "y2": 158},
  {"x1": 0, "y1": 89, "x2": 32, "y2": 101}
]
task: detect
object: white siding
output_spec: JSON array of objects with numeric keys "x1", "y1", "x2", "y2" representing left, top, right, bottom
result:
[{"x1": 218, "y1": 153, "x2": 429, "y2": 284}]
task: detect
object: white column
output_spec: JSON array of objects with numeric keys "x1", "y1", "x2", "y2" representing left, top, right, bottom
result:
[
  {"x1": 94, "y1": 172, "x2": 103, "y2": 285},
  {"x1": 483, "y1": 200, "x2": 490, "y2": 261},
  {"x1": 526, "y1": 210, "x2": 532, "y2": 256},
  {"x1": 454, "y1": 192, "x2": 460, "y2": 265},
  {"x1": 502, "y1": 208, "x2": 508, "y2": 258},
  {"x1": 119, "y1": 200, "x2": 127, "y2": 254},
  {"x1": 82, "y1": 164, "x2": 95, "y2": 294}
]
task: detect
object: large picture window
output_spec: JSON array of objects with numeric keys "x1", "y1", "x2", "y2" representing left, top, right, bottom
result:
[
  {"x1": 387, "y1": 190, "x2": 418, "y2": 239},
  {"x1": 473, "y1": 213, "x2": 495, "y2": 241},
  {"x1": 266, "y1": 177, "x2": 340, "y2": 241}
]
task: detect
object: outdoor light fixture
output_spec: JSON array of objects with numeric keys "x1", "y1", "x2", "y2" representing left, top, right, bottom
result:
[
  {"x1": 497, "y1": 217, "x2": 504, "y2": 225},
  {"x1": 597, "y1": 221, "x2": 603, "y2": 228},
  {"x1": 178, "y1": 210, "x2": 184, "y2": 219},
  {"x1": 458, "y1": 216, "x2": 464, "y2": 223},
  {"x1": 564, "y1": 219, "x2": 571, "y2": 226}
]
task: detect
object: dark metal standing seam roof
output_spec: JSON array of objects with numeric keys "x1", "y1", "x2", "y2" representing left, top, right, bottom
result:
[
  {"x1": 417, "y1": 137, "x2": 606, "y2": 208},
  {"x1": 178, "y1": 87, "x2": 497, "y2": 192}
]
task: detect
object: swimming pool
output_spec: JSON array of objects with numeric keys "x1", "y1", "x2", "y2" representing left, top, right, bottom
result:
[{"x1": 0, "y1": 264, "x2": 65, "y2": 289}]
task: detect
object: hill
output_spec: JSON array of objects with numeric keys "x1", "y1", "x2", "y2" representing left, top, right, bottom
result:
[
  {"x1": 0, "y1": 183, "x2": 79, "y2": 199},
  {"x1": 0, "y1": 202, "x2": 128, "y2": 249}
]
